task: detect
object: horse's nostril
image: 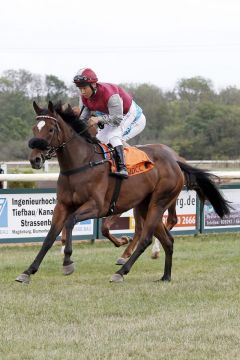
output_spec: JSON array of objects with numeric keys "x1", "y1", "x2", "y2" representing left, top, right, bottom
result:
[
  {"x1": 35, "y1": 157, "x2": 41, "y2": 164},
  {"x1": 30, "y1": 156, "x2": 42, "y2": 169}
]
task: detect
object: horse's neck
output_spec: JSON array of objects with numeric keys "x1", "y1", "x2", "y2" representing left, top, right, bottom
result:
[{"x1": 57, "y1": 135, "x2": 94, "y2": 171}]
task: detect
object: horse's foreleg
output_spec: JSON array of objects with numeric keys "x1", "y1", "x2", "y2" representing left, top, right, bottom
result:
[
  {"x1": 151, "y1": 201, "x2": 177, "y2": 259},
  {"x1": 62, "y1": 200, "x2": 101, "y2": 275},
  {"x1": 62, "y1": 214, "x2": 77, "y2": 275},
  {"x1": 151, "y1": 237, "x2": 161, "y2": 259},
  {"x1": 102, "y1": 214, "x2": 129, "y2": 247},
  {"x1": 16, "y1": 204, "x2": 68, "y2": 284},
  {"x1": 60, "y1": 226, "x2": 67, "y2": 254},
  {"x1": 116, "y1": 207, "x2": 144, "y2": 265}
]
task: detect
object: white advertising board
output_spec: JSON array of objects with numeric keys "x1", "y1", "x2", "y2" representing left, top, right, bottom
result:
[
  {"x1": 204, "y1": 188, "x2": 240, "y2": 230},
  {"x1": 0, "y1": 191, "x2": 94, "y2": 241}
]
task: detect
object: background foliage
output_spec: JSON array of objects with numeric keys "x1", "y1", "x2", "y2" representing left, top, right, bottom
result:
[{"x1": 1, "y1": 69, "x2": 240, "y2": 161}]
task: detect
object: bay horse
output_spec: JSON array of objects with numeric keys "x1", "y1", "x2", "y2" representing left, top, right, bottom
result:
[{"x1": 16, "y1": 101, "x2": 230, "y2": 284}]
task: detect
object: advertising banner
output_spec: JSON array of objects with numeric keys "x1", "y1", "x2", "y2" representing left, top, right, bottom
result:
[
  {"x1": 203, "y1": 187, "x2": 240, "y2": 231},
  {"x1": 0, "y1": 190, "x2": 95, "y2": 243},
  {"x1": 101, "y1": 190, "x2": 198, "y2": 236}
]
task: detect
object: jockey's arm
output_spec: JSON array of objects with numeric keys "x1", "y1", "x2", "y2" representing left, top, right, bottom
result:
[{"x1": 96, "y1": 94, "x2": 123, "y2": 126}]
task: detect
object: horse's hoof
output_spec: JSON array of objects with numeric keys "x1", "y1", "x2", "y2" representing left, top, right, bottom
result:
[
  {"x1": 110, "y1": 273, "x2": 124, "y2": 283},
  {"x1": 121, "y1": 236, "x2": 132, "y2": 244},
  {"x1": 151, "y1": 251, "x2": 160, "y2": 259},
  {"x1": 115, "y1": 257, "x2": 127, "y2": 265},
  {"x1": 15, "y1": 273, "x2": 31, "y2": 284},
  {"x1": 161, "y1": 276, "x2": 171, "y2": 282},
  {"x1": 63, "y1": 263, "x2": 75, "y2": 276}
]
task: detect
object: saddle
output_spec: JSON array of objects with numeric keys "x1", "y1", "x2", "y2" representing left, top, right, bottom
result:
[{"x1": 99, "y1": 144, "x2": 155, "y2": 177}]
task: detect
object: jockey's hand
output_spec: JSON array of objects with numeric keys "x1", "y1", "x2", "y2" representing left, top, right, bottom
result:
[{"x1": 88, "y1": 116, "x2": 99, "y2": 127}]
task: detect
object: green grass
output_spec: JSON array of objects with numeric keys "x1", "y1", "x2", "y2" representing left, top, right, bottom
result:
[{"x1": 0, "y1": 233, "x2": 239, "y2": 360}]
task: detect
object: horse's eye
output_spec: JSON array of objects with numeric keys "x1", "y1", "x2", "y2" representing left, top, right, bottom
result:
[{"x1": 49, "y1": 128, "x2": 54, "y2": 133}]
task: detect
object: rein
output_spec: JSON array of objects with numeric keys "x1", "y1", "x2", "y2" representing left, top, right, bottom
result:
[
  {"x1": 60, "y1": 143, "x2": 113, "y2": 176},
  {"x1": 44, "y1": 134, "x2": 76, "y2": 160}
]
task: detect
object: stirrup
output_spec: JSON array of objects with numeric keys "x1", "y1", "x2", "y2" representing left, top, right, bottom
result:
[{"x1": 111, "y1": 169, "x2": 128, "y2": 179}]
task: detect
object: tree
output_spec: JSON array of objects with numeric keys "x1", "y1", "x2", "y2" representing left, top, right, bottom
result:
[
  {"x1": 218, "y1": 86, "x2": 240, "y2": 105},
  {"x1": 175, "y1": 76, "x2": 215, "y2": 105},
  {"x1": 45, "y1": 75, "x2": 68, "y2": 103},
  {"x1": 0, "y1": 69, "x2": 33, "y2": 96}
]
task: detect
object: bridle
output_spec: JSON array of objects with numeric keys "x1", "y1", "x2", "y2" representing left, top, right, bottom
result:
[
  {"x1": 34, "y1": 114, "x2": 100, "y2": 160},
  {"x1": 35, "y1": 115, "x2": 75, "y2": 160}
]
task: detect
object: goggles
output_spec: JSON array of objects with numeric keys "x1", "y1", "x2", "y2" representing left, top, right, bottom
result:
[{"x1": 74, "y1": 75, "x2": 91, "y2": 82}]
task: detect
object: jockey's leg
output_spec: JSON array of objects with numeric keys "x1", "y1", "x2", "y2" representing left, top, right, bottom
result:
[
  {"x1": 110, "y1": 136, "x2": 128, "y2": 179},
  {"x1": 113, "y1": 144, "x2": 128, "y2": 179},
  {"x1": 96, "y1": 125, "x2": 128, "y2": 178},
  {"x1": 122, "y1": 102, "x2": 146, "y2": 141}
]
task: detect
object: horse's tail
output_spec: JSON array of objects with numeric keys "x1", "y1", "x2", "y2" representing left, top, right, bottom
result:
[{"x1": 177, "y1": 161, "x2": 231, "y2": 218}]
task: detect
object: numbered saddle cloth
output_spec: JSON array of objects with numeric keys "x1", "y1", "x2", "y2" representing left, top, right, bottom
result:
[{"x1": 99, "y1": 144, "x2": 155, "y2": 176}]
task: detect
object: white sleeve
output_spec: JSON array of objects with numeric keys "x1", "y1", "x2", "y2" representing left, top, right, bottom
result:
[{"x1": 97, "y1": 94, "x2": 123, "y2": 126}]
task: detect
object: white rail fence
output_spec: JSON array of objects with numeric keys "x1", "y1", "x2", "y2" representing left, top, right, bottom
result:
[
  {"x1": 0, "y1": 160, "x2": 240, "y2": 188},
  {"x1": 1, "y1": 172, "x2": 240, "y2": 188}
]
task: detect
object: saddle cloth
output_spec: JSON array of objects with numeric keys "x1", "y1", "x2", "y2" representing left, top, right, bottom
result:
[{"x1": 99, "y1": 144, "x2": 155, "y2": 176}]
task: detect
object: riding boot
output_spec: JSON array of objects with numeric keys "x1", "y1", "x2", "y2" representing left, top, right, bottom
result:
[{"x1": 113, "y1": 145, "x2": 128, "y2": 179}]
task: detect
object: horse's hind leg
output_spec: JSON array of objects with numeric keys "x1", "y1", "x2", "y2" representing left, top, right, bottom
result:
[
  {"x1": 111, "y1": 178, "x2": 182, "y2": 283},
  {"x1": 111, "y1": 199, "x2": 167, "y2": 282},
  {"x1": 153, "y1": 223, "x2": 174, "y2": 281}
]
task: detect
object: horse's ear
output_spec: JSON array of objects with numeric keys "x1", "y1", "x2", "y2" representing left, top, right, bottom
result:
[
  {"x1": 72, "y1": 106, "x2": 80, "y2": 117},
  {"x1": 67, "y1": 104, "x2": 77, "y2": 115},
  {"x1": 33, "y1": 101, "x2": 42, "y2": 115},
  {"x1": 48, "y1": 101, "x2": 54, "y2": 113},
  {"x1": 67, "y1": 104, "x2": 73, "y2": 112}
]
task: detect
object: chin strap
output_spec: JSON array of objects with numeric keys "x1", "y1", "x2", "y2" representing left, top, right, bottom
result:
[{"x1": 90, "y1": 84, "x2": 97, "y2": 97}]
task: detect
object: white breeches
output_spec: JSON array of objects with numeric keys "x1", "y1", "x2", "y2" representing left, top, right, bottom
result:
[{"x1": 97, "y1": 102, "x2": 146, "y2": 147}]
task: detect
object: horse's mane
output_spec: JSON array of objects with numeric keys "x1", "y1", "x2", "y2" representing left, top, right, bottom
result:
[{"x1": 54, "y1": 102, "x2": 99, "y2": 144}]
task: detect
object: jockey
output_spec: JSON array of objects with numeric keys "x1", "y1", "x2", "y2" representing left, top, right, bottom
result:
[{"x1": 73, "y1": 68, "x2": 146, "y2": 179}]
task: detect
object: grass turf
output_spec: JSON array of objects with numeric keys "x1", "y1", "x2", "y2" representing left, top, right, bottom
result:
[{"x1": 0, "y1": 233, "x2": 239, "y2": 360}]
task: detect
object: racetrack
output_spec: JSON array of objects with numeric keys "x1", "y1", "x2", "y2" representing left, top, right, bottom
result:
[{"x1": 0, "y1": 233, "x2": 239, "y2": 360}]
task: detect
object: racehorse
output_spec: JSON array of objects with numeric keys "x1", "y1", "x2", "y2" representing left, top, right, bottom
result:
[{"x1": 16, "y1": 101, "x2": 231, "y2": 284}]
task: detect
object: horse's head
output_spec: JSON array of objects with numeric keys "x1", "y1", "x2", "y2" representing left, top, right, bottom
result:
[{"x1": 29, "y1": 101, "x2": 68, "y2": 169}]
